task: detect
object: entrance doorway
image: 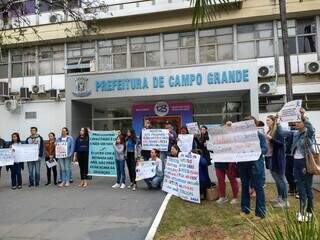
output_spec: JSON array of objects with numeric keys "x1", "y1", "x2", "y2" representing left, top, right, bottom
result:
[{"x1": 145, "y1": 116, "x2": 182, "y2": 133}]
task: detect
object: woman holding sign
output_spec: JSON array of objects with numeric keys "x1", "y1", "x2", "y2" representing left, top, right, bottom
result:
[
  {"x1": 45, "y1": 132, "x2": 57, "y2": 186},
  {"x1": 144, "y1": 149, "x2": 163, "y2": 189},
  {"x1": 74, "y1": 128, "x2": 89, "y2": 188},
  {"x1": 7, "y1": 133, "x2": 24, "y2": 190},
  {"x1": 125, "y1": 129, "x2": 138, "y2": 191},
  {"x1": 56, "y1": 127, "x2": 74, "y2": 187}
]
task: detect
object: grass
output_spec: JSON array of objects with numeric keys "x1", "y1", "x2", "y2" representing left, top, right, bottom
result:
[{"x1": 155, "y1": 184, "x2": 320, "y2": 240}]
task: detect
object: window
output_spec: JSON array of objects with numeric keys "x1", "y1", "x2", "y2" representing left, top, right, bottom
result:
[
  {"x1": 0, "y1": 50, "x2": 8, "y2": 79},
  {"x1": 293, "y1": 94, "x2": 320, "y2": 111},
  {"x1": 164, "y1": 32, "x2": 195, "y2": 66},
  {"x1": 130, "y1": 35, "x2": 160, "y2": 68},
  {"x1": 38, "y1": 0, "x2": 65, "y2": 12},
  {"x1": 278, "y1": 18, "x2": 316, "y2": 55},
  {"x1": 98, "y1": 38, "x2": 127, "y2": 71},
  {"x1": 259, "y1": 95, "x2": 285, "y2": 113},
  {"x1": 8, "y1": 0, "x2": 36, "y2": 16},
  {"x1": 237, "y1": 22, "x2": 274, "y2": 59},
  {"x1": 199, "y1": 26, "x2": 234, "y2": 62},
  {"x1": 11, "y1": 48, "x2": 36, "y2": 78},
  {"x1": 39, "y1": 45, "x2": 64, "y2": 75},
  {"x1": 67, "y1": 42, "x2": 95, "y2": 65}
]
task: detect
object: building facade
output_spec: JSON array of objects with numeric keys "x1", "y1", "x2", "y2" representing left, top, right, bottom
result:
[{"x1": 0, "y1": 0, "x2": 320, "y2": 139}]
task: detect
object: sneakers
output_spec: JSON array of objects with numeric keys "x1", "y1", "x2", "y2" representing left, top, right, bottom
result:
[
  {"x1": 270, "y1": 197, "x2": 281, "y2": 204},
  {"x1": 132, "y1": 184, "x2": 137, "y2": 191},
  {"x1": 17, "y1": 185, "x2": 22, "y2": 189},
  {"x1": 230, "y1": 198, "x2": 238, "y2": 205},
  {"x1": 216, "y1": 197, "x2": 228, "y2": 204},
  {"x1": 296, "y1": 212, "x2": 312, "y2": 222},
  {"x1": 273, "y1": 200, "x2": 290, "y2": 208},
  {"x1": 112, "y1": 183, "x2": 121, "y2": 188},
  {"x1": 120, "y1": 183, "x2": 126, "y2": 189}
]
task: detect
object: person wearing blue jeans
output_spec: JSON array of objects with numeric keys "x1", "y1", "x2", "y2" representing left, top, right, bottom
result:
[
  {"x1": 237, "y1": 117, "x2": 268, "y2": 219},
  {"x1": 56, "y1": 127, "x2": 74, "y2": 188},
  {"x1": 144, "y1": 149, "x2": 163, "y2": 189},
  {"x1": 112, "y1": 135, "x2": 126, "y2": 189},
  {"x1": 26, "y1": 127, "x2": 44, "y2": 187}
]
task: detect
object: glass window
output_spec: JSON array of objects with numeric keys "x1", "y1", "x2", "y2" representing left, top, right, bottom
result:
[
  {"x1": 11, "y1": 48, "x2": 35, "y2": 77},
  {"x1": 67, "y1": 42, "x2": 95, "y2": 65},
  {"x1": 0, "y1": 50, "x2": 8, "y2": 79},
  {"x1": 39, "y1": 44, "x2": 64, "y2": 75}
]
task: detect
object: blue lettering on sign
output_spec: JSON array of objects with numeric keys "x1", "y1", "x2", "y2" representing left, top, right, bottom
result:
[
  {"x1": 168, "y1": 73, "x2": 203, "y2": 87},
  {"x1": 207, "y1": 69, "x2": 249, "y2": 85},
  {"x1": 96, "y1": 78, "x2": 149, "y2": 92}
]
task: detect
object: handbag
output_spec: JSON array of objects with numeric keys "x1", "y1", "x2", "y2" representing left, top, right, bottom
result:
[
  {"x1": 206, "y1": 185, "x2": 219, "y2": 201},
  {"x1": 304, "y1": 137, "x2": 320, "y2": 175}
]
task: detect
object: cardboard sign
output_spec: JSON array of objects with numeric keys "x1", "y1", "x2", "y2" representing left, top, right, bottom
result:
[
  {"x1": 278, "y1": 100, "x2": 303, "y2": 122},
  {"x1": 162, "y1": 153, "x2": 200, "y2": 204},
  {"x1": 135, "y1": 161, "x2": 157, "y2": 181},
  {"x1": 142, "y1": 129, "x2": 169, "y2": 151},
  {"x1": 177, "y1": 134, "x2": 194, "y2": 152},
  {"x1": 88, "y1": 131, "x2": 117, "y2": 177},
  {"x1": 186, "y1": 122, "x2": 200, "y2": 135},
  {"x1": 207, "y1": 120, "x2": 261, "y2": 163},
  {"x1": 0, "y1": 149, "x2": 14, "y2": 166},
  {"x1": 55, "y1": 142, "x2": 68, "y2": 159},
  {"x1": 13, "y1": 144, "x2": 39, "y2": 162}
]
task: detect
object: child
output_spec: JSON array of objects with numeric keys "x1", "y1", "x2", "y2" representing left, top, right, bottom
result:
[
  {"x1": 144, "y1": 149, "x2": 163, "y2": 189},
  {"x1": 112, "y1": 135, "x2": 126, "y2": 189}
]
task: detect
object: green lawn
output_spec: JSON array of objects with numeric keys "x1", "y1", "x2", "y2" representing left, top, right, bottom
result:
[{"x1": 155, "y1": 184, "x2": 320, "y2": 240}]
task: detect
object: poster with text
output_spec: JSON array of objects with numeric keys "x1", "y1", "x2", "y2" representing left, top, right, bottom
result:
[
  {"x1": 207, "y1": 120, "x2": 261, "y2": 163},
  {"x1": 89, "y1": 131, "x2": 117, "y2": 177},
  {"x1": 0, "y1": 149, "x2": 14, "y2": 166},
  {"x1": 13, "y1": 144, "x2": 39, "y2": 162},
  {"x1": 186, "y1": 122, "x2": 200, "y2": 135},
  {"x1": 162, "y1": 153, "x2": 200, "y2": 204},
  {"x1": 135, "y1": 161, "x2": 157, "y2": 181},
  {"x1": 177, "y1": 134, "x2": 194, "y2": 152},
  {"x1": 142, "y1": 129, "x2": 169, "y2": 151},
  {"x1": 55, "y1": 142, "x2": 68, "y2": 159},
  {"x1": 278, "y1": 100, "x2": 302, "y2": 122}
]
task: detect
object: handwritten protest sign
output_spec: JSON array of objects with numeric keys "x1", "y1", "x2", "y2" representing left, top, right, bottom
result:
[
  {"x1": 55, "y1": 142, "x2": 68, "y2": 158},
  {"x1": 46, "y1": 159, "x2": 58, "y2": 168},
  {"x1": 162, "y1": 153, "x2": 200, "y2": 204},
  {"x1": 207, "y1": 120, "x2": 261, "y2": 163},
  {"x1": 186, "y1": 122, "x2": 200, "y2": 135},
  {"x1": 0, "y1": 149, "x2": 14, "y2": 166},
  {"x1": 177, "y1": 134, "x2": 194, "y2": 152},
  {"x1": 142, "y1": 129, "x2": 169, "y2": 151},
  {"x1": 278, "y1": 100, "x2": 302, "y2": 122},
  {"x1": 135, "y1": 161, "x2": 157, "y2": 181},
  {"x1": 89, "y1": 131, "x2": 117, "y2": 177},
  {"x1": 13, "y1": 144, "x2": 39, "y2": 162}
]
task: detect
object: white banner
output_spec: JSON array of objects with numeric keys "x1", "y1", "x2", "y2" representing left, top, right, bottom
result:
[
  {"x1": 177, "y1": 134, "x2": 194, "y2": 152},
  {"x1": 55, "y1": 142, "x2": 68, "y2": 159},
  {"x1": 186, "y1": 122, "x2": 200, "y2": 135},
  {"x1": 142, "y1": 129, "x2": 169, "y2": 151},
  {"x1": 278, "y1": 100, "x2": 302, "y2": 122},
  {"x1": 207, "y1": 120, "x2": 261, "y2": 163},
  {"x1": 13, "y1": 144, "x2": 39, "y2": 162},
  {"x1": 135, "y1": 161, "x2": 157, "y2": 181},
  {"x1": 0, "y1": 149, "x2": 14, "y2": 166},
  {"x1": 162, "y1": 153, "x2": 200, "y2": 204}
]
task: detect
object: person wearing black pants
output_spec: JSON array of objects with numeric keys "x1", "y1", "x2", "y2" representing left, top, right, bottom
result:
[
  {"x1": 126, "y1": 129, "x2": 138, "y2": 191},
  {"x1": 74, "y1": 127, "x2": 89, "y2": 188},
  {"x1": 45, "y1": 132, "x2": 57, "y2": 185},
  {"x1": 285, "y1": 132, "x2": 296, "y2": 195}
]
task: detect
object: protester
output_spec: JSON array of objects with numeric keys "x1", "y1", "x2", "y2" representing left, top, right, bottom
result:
[
  {"x1": 290, "y1": 108, "x2": 315, "y2": 221},
  {"x1": 193, "y1": 149, "x2": 211, "y2": 199},
  {"x1": 56, "y1": 127, "x2": 74, "y2": 187},
  {"x1": 179, "y1": 126, "x2": 197, "y2": 149},
  {"x1": 169, "y1": 144, "x2": 180, "y2": 157},
  {"x1": 26, "y1": 127, "x2": 44, "y2": 187},
  {"x1": 7, "y1": 133, "x2": 23, "y2": 190},
  {"x1": 74, "y1": 127, "x2": 90, "y2": 188},
  {"x1": 44, "y1": 132, "x2": 57, "y2": 186},
  {"x1": 139, "y1": 119, "x2": 152, "y2": 161},
  {"x1": 238, "y1": 117, "x2": 268, "y2": 219},
  {"x1": 125, "y1": 129, "x2": 138, "y2": 191},
  {"x1": 144, "y1": 149, "x2": 163, "y2": 189},
  {"x1": 265, "y1": 115, "x2": 289, "y2": 208},
  {"x1": 195, "y1": 126, "x2": 211, "y2": 165},
  {"x1": 160, "y1": 122, "x2": 177, "y2": 163},
  {"x1": 112, "y1": 135, "x2": 126, "y2": 189},
  {"x1": 0, "y1": 136, "x2": 6, "y2": 178}
]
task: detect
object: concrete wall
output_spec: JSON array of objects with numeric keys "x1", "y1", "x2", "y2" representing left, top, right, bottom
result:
[{"x1": 0, "y1": 101, "x2": 66, "y2": 141}]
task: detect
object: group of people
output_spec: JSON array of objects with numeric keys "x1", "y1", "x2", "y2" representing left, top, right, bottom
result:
[{"x1": 0, "y1": 108, "x2": 317, "y2": 222}]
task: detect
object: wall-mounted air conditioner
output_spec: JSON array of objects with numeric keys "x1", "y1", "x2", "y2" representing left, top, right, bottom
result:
[
  {"x1": 49, "y1": 89, "x2": 59, "y2": 99},
  {"x1": 32, "y1": 85, "x2": 46, "y2": 94},
  {"x1": 49, "y1": 13, "x2": 64, "y2": 23},
  {"x1": 20, "y1": 87, "x2": 30, "y2": 100},
  {"x1": 4, "y1": 100, "x2": 19, "y2": 112},
  {"x1": 0, "y1": 82, "x2": 9, "y2": 97},
  {"x1": 258, "y1": 65, "x2": 275, "y2": 78},
  {"x1": 305, "y1": 61, "x2": 320, "y2": 74},
  {"x1": 259, "y1": 81, "x2": 277, "y2": 95}
]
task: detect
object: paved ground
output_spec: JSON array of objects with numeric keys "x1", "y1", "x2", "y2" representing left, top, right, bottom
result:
[{"x1": 0, "y1": 163, "x2": 165, "y2": 240}]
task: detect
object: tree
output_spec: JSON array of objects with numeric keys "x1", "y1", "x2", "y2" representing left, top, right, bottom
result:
[{"x1": 191, "y1": 0, "x2": 301, "y2": 102}]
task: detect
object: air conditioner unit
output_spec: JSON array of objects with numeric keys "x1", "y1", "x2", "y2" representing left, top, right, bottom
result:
[
  {"x1": 0, "y1": 82, "x2": 9, "y2": 97},
  {"x1": 20, "y1": 87, "x2": 30, "y2": 100},
  {"x1": 258, "y1": 65, "x2": 275, "y2": 78},
  {"x1": 32, "y1": 84, "x2": 45, "y2": 94},
  {"x1": 305, "y1": 61, "x2": 320, "y2": 74},
  {"x1": 4, "y1": 100, "x2": 18, "y2": 111},
  {"x1": 49, "y1": 89, "x2": 59, "y2": 99},
  {"x1": 259, "y1": 81, "x2": 277, "y2": 95},
  {"x1": 49, "y1": 14, "x2": 64, "y2": 23}
]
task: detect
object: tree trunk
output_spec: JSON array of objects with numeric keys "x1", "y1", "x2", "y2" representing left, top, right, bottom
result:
[{"x1": 279, "y1": 0, "x2": 293, "y2": 102}]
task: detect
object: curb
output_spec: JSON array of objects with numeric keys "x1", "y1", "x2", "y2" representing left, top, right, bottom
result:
[{"x1": 145, "y1": 193, "x2": 172, "y2": 240}]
